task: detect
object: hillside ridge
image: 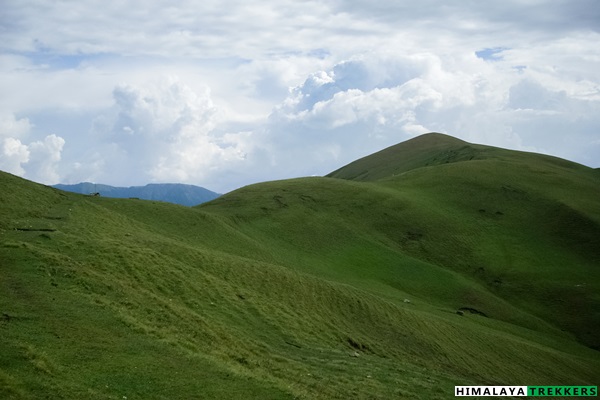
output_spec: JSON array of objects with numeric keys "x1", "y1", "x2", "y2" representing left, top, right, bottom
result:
[{"x1": 327, "y1": 132, "x2": 593, "y2": 181}]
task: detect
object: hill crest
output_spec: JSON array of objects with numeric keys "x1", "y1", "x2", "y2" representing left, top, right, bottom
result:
[{"x1": 327, "y1": 132, "x2": 590, "y2": 181}]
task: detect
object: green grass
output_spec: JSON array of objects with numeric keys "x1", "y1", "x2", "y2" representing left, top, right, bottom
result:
[{"x1": 1, "y1": 133, "x2": 599, "y2": 399}]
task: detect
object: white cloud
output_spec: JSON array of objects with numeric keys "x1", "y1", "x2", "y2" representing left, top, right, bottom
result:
[
  {"x1": 235, "y1": 55, "x2": 332, "y2": 103},
  {"x1": 0, "y1": 134, "x2": 65, "y2": 183},
  {"x1": 65, "y1": 76, "x2": 251, "y2": 189},
  {"x1": 260, "y1": 50, "x2": 600, "y2": 176},
  {"x1": 25, "y1": 134, "x2": 65, "y2": 184},
  {"x1": 0, "y1": 138, "x2": 30, "y2": 176},
  {"x1": 0, "y1": 1, "x2": 599, "y2": 192},
  {"x1": 0, "y1": 112, "x2": 32, "y2": 138},
  {"x1": 0, "y1": 1, "x2": 343, "y2": 59}
]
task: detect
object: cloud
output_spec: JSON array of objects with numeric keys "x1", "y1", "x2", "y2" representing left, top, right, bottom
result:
[
  {"x1": 235, "y1": 55, "x2": 332, "y2": 103},
  {"x1": 261, "y1": 50, "x2": 600, "y2": 176},
  {"x1": 0, "y1": 1, "x2": 342, "y2": 59},
  {"x1": 0, "y1": 134, "x2": 64, "y2": 183},
  {"x1": 508, "y1": 79, "x2": 572, "y2": 111},
  {"x1": 68, "y1": 76, "x2": 250, "y2": 188},
  {"x1": 25, "y1": 134, "x2": 65, "y2": 183},
  {"x1": 0, "y1": 112, "x2": 32, "y2": 138},
  {"x1": 0, "y1": 138, "x2": 29, "y2": 175},
  {"x1": 1, "y1": 1, "x2": 599, "y2": 192},
  {"x1": 331, "y1": 0, "x2": 600, "y2": 35},
  {"x1": 0, "y1": 111, "x2": 65, "y2": 183}
]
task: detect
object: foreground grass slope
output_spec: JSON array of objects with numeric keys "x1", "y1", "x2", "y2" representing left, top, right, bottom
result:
[{"x1": 1, "y1": 133, "x2": 599, "y2": 399}]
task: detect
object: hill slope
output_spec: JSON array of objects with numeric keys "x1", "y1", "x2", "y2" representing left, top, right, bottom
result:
[
  {"x1": 1, "y1": 133, "x2": 599, "y2": 399},
  {"x1": 201, "y1": 169, "x2": 600, "y2": 349},
  {"x1": 252, "y1": 133, "x2": 600, "y2": 348},
  {"x1": 53, "y1": 182, "x2": 220, "y2": 206}
]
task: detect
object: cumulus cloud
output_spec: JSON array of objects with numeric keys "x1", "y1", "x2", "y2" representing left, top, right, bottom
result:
[
  {"x1": 69, "y1": 76, "x2": 250, "y2": 189},
  {"x1": 0, "y1": 134, "x2": 65, "y2": 183},
  {"x1": 1, "y1": 1, "x2": 599, "y2": 191},
  {"x1": 261, "y1": 50, "x2": 600, "y2": 175},
  {"x1": 25, "y1": 134, "x2": 65, "y2": 183},
  {"x1": 235, "y1": 55, "x2": 332, "y2": 103},
  {"x1": 0, "y1": 138, "x2": 30, "y2": 176},
  {"x1": 0, "y1": 112, "x2": 67, "y2": 182},
  {"x1": 0, "y1": 112, "x2": 32, "y2": 138}
]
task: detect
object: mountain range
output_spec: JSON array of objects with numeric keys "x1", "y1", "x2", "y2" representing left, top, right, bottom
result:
[
  {"x1": 1, "y1": 132, "x2": 598, "y2": 399},
  {"x1": 53, "y1": 182, "x2": 220, "y2": 206}
]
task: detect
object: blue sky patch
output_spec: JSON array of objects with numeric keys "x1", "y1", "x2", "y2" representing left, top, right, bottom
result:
[
  {"x1": 475, "y1": 47, "x2": 508, "y2": 61},
  {"x1": 22, "y1": 51, "x2": 112, "y2": 70}
]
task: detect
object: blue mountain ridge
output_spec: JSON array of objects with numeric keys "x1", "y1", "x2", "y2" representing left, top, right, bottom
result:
[{"x1": 53, "y1": 182, "x2": 220, "y2": 206}]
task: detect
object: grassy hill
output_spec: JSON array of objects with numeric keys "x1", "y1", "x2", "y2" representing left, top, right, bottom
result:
[
  {"x1": 326, "y1": 133, "x2": 600, "y2": 348},
  {"x1": 1, "y1": 133, "x2": 599, "y2": 399}
]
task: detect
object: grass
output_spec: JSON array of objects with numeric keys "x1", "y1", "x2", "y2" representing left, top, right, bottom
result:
[{"x1": 1, "y1": 133, "x2": 599, "y2": 398}]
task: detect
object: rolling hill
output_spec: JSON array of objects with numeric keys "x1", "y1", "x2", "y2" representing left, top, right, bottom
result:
[
  {"x1": 53, "y1": 182, "x2": 220, "y2": 206},
  {"x1": 1, "y1": 132, "x2": 599, "y2": 399}
]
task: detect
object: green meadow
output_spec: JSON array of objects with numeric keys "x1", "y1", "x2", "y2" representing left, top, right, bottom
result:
[{"x1": 1, "y1": 133, "x2": 599, "y2": 399}]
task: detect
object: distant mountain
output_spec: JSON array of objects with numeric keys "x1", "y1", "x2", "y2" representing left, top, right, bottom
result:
[{"x1": 53, "y1": 182, "x2": 220, "y2": 206}]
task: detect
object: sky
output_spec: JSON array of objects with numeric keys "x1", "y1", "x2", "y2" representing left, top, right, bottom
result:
[{"x1": 1, "y1": 1, "x2": 599, "y2": 193}]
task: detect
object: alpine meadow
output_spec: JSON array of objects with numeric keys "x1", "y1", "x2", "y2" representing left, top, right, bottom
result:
[{"x1": 1, "y1": 133, "x2": 599, "y2": 399}]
